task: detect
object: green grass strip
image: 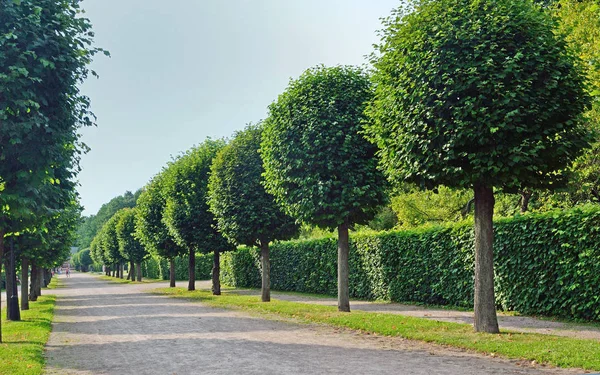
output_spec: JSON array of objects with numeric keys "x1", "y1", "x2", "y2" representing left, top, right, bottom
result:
[
  {"x1": 0, "y1": 293, "x2": 57, "y2": 375},
  {"x1": 154, "y1": 287, "x2": 600, "y2": 371}
]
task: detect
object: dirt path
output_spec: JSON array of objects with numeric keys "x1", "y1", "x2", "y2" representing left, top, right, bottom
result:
[
  {"x1": 43, "y1": 273, "x2": 586, "y2": 375},
  {"x1": 226, "y1": 287, "x2": 599, "y2": 341}
]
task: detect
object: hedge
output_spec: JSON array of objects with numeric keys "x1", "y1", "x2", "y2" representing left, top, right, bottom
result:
[
  {"x1": 142, "y1": 254, "x2": 213, "y2": 281},
  {"x1": 220, "y1": 206, "x2": 600, "y2": 321}
]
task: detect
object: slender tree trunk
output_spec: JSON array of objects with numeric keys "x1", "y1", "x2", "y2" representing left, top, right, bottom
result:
[
  {"x1": 127, "y1": 261, "x2": 133, "y2": 280},
  {"x1": 111, "y1": 265, "x2": 115, "y2": 278},
  {"x1": 260, "y1": 240, "x2": 270, "y2": 302},
  {"x1": 21, "y1": 257, "x2": 29, "y2": 311},
  {"x1": 473, "y1": 184, "x2": 500, "y2": 333},
  {"x1": 212, "y1": 250, "x2": 221, "y2": 295},
  {"x1": 169, "y1": 259, "x2": 176, "y2": 288},
  {"x1": 0, "y1": 228, "x2": 4, "y2": 343},
  {"x1": 120, "y1": 263, "x2": 124, "y2": 279},
  {"x1": 520, "y1": 190, "x2": 532, "y2": 213},
  {"x1": 29, "y1": 262, "x2": 39, "y2": 302},
  {"x1": 136, "y1": 262, "x2": 142, "y2": 282},
  {"x1": 6, "y1": 241, "x2": 20, "y2": 321},
  {"x1": 35, "y1": 267, "x2": 43, "y2": 297},
  {"x1": 43, "y1": 269, "x2": 50, "y2": 287},
  {"x1": 188, "y1": 248, "x2": 195, "y2": 291},
  {"x1": 337, "y1": 221, "x2": 350, "y2": 312}
]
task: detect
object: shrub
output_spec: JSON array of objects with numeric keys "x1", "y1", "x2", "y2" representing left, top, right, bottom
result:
[{"x1": 221, "y1": 206, "x2": 600, "y2": 321}]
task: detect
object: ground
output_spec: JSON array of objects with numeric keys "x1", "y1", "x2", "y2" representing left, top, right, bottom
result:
[{"x1": 42, "y1": 273, "x2": 586, "y2": 375}]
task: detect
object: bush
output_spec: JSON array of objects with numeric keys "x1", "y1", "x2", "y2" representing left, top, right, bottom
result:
[
  {"x1": 221, "y1": 206, "x2": 600, "y2": 321},
  {"x1": 142, "y1": 254, "x2": 213, "y2": 281}
]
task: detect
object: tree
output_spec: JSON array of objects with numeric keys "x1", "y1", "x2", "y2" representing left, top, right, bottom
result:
[
  {"x1": 0, "y1": 0, "x2": 103, "y2": 340},
  {"x1": 116, "y1": 208, "x2": 148, "y2": 282},
  {"x1": 261, "y1": 65, "x2": 387, "y2": 312},
  {"x1": 96, "y1": 211, "x2": 125, "y2": 278},
  {"x1": 135, "y1": 174, "x2": 184, "y2": 287},
  {"x1": 162, "y1": 139, "x2": 232, "y2": 293},
  {"x1": 208, "y1": 124, "x2": 298, "y2": 301},
  {"x1": 366, "y1": 0, "x2": 591, "y2": 332}
]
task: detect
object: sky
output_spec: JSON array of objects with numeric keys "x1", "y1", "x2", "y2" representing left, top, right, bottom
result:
[{"x1": 78, "y1": 0, "x2": 400, "y2": 216}]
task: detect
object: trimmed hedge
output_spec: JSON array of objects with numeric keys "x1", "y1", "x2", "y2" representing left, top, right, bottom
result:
[
  {"x1": 221, "y1": 206, "x2": 600, "y2": 321},
  {"x1": 142, "y1": 254, "x2": 213, "y2": 281}
]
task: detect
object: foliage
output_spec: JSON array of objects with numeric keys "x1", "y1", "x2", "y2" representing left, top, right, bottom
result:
[
  {"x1": 366, "y1": 0, "x2": 591, "y2": 193},
  {"x1": 76, "y1": 190, "x2": 141, "y2": 249},
  {"x1": 261, "y1": 65, "x2": 387, "y2": 229},
  {"x1": 135, "y1": 174, "x2": 183, "y2": 260},
  {"x1": 115, "y1": 208, "x2": 148, "y2": 264},
  {"x1": 141, "y1": 254, "x2": 213, "y2": 280},
  {"x1": 556, "y1": 0, "x2": 600, "y2": 203},
  {"x1": 158, "y1": 288, "x2": 600, "y2": 371},
  {"x1": 71, "y1": 248, "x2": 92, "y2": 271},
  {"x1": 221, "y1": 206, "x2": 600, "y2": 321},
  {"x1": 208, "y1": 124, "x2": 298, "y2": 247},
  {"x1": 162, "y1": 139, "x2": 232, "y2": 255}
]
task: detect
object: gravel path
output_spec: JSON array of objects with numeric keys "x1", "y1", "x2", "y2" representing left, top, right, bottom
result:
[
  {"x1": 43, "y1": 273, "x2": 586, "y2": 375},
  {"x1": 238, "y1": 290, "x2": 600, "y2": 341}
]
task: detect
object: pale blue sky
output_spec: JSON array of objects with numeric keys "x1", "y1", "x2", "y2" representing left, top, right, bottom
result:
[{"x1": 78, "y1": 0, "x2": 400, "y2": 216}]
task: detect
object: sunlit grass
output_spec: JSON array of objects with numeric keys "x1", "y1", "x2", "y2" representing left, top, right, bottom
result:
[
  {"x1": 0, "y1": 291, "x2": 56, "y2": 375},
  {"x1": 155, "y1": 287, "x2": 600, "y2": 371}
]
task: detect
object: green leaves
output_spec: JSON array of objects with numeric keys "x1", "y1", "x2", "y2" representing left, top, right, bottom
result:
[
  {"x1": 261, "y1": 65, "x2": 388, "y2": 229},
  {"x1": 366, "y1": 0, "x2": 592, "y2": 192},
  {"x1": 208, "y1": 124, "x2": 298, "y2": 247}
]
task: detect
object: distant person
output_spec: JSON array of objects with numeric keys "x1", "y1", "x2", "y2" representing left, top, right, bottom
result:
[{"x1": 66, "y1": 268, "x2": 70, "y2": 278}]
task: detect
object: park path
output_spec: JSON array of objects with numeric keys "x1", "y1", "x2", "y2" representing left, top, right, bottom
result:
[
  {"x1": 230, "y1": 288, "x2": 600, "y2": 341},
  {"x1": 43, "y1": 273, "x2": 585, "y2": 375}
]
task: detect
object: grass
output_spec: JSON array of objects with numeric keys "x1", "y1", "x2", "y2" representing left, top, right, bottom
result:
[
  {"x1": 0, "y1": 279, "x2": 58, "y2": 375},
  {"x1": 154, "y1": 287, "x2": 600, "y2": 371}
]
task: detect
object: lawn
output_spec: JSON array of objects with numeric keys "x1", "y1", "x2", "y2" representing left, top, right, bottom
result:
[
  {"x1": 0, "y1": 293, "x2": 56, "y2": 375},
  {"x1": 155, "y1": 287, "x2": 600, "y2": 372}
]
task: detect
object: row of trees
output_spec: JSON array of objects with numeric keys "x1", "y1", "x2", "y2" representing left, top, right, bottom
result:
[
  {"x1": 87, "y1": 0, "x2": 596, "y2": 334},
  {"x1": 0, "y1": 0, "x2": 103, "y2": 341}
]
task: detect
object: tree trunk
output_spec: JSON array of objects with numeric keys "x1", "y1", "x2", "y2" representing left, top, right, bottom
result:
[
  {"x1": 188, "y1": 248, "x2": 195, "y2": 291},
  {"x1": 473, "y1": 184, "x2": 500, "y2": 333},
  {"x1": 520, "y1": 190, "x2": 532, "y2": 213},
  {"x1": 21, "y1": 257, "x2": 29, "y2": 311},
  {"x1": 136, "y1": 262, "x2": 142, "y2": 282},
  {"x1": 5, "y1": 240, "x2": 20, "y2": 321},
  {"x1": 212, "y1": 250, "x2": 221, "y2": 296},
  {"x1": 337, "y1": 221, "x2": 350, "y2": 312},
  {"x1": 127, "y1": 261, "x2": 133, "y2": 280},
  {"x1": 29, "y1": 262, "x2": 39, "y2": 301},
  {"x1": 169, "y1": 259, "x2": 176, "y2": 288},
  {"x1": 260, "y1": 240, "x2": 270, "y2": 302},
  {"x1": 120, "y1": 263, "x2": 124, "y2": 279},
  {"x1": 36, "y1": 267, "x2": 43, "y2": 297},
  {"x1": 111, "y1": 266, "x2": 115, "y2": 278}
]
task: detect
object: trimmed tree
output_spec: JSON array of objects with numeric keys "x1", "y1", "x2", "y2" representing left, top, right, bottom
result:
[
  {"x1": 208, "y1": 124, "x2": 299, "y2": 302},
  {"x1": 135, "y1": 173, "x2": 184, "y2": 287},
  {"x1": 162, "y1": 139, "x2": 232, "y2": 293},
  {"x1": 366, "y1": 0, "x2": 591, "y2": 332},
  {"x1": 116, "y1": 208, "x2": 148, "y2": 282},
  {"x1": 261, "y1": 65, "x2": 387, "y2": 312}
]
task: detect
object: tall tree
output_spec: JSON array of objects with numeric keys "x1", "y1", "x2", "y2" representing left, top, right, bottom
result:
[
  {"x1": 261, "y1": 65, "x2": 387, "y2": 312},
  {"x1": 135, "y1": 174, "x2": 184, "y2": 287},
  {"x1": 116, "y1": 208, "x2": 148, "y2": 282},
  {"x1": 208, "y1": 124, "x2": 298, "y2": 302},
  {"x1": 162, "y1": 139, "x2": 232, "y2": 293},
  {"x1": 366, "y1": 0, "x2": 591, "y2": 332}
]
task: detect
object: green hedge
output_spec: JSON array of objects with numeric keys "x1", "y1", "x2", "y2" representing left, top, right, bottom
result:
[
  {"x1": 142, "y1": 254, "x2": 213, "y2": 281},
  {"x1": 220, "y1": 206, "x2": 600, "y2": 321}
]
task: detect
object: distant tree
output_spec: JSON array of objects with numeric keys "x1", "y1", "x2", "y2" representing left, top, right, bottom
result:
[
  {"x1": 261, "y1": 65, "x2": 387, "y2": 312},
  {"x1": 98, "y1": 211, "x2": 126, "y2": 278},
  {"x1": 366, "y1": 0, "x2": 591, "y2": 332},
  {"x1": 208, "y1": 124, "x2": 298, "y2": 301},
  {"x1": 76, "y1": 190, "x2": 142, "y2": 249},
  {"x1": 135, "y1": 174, "x2": 184, "y2": 287},
  {"x1": 162, "y1": 139, "x2": 232, "y2": 293},
  {"x1": 116, "y1": 208, "x2": 148, "y2": 282}
]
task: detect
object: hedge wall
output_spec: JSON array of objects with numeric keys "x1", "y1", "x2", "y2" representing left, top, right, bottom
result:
[
  {"x1": 220, "y1": 206, "x2": 600, "y2": 321},
  {"x1": 142, "y1": 254, "x2": 213, "y2": 281}
]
